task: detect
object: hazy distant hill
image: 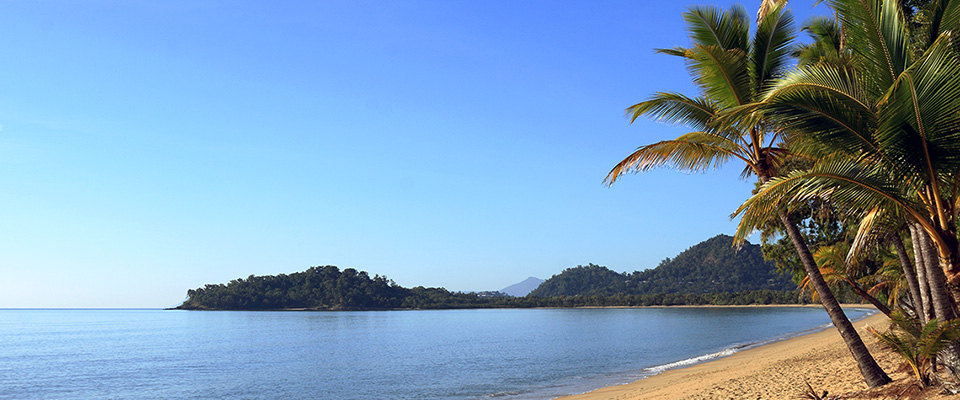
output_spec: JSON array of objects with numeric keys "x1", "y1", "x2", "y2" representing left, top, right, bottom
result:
[
  {"x1": 529, "y1": 234, "x2": 793, "y2": 297},
  {"x1": 500, "y1": 277, "x2": 544, "y2": 297}
]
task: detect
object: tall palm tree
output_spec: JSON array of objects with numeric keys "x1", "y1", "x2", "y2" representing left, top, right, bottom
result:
[
  {"x1": 736, "y1": 0, "x2": 960, "y2": 312},
  {"x1": 606, "y1": 2, "x2": 891, "y2": 387},
  {"x1": 789, "y1": 4, "x2": 933, "y2": 321},
  {"x1": 734, "y1": 0, "x2": 960, "y2": 375}
]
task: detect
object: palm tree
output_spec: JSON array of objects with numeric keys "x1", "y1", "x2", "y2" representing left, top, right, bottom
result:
[
  {"x1": 733, "y1": 0, "x2": 960, "y2": 377},
  {"x1": 736, "y1": 0, "x2": 960, "y2": 314},
  {"x1": 787, "y1": 1, "x2": 932, "y2": 322},
  {"x1": 606, "y1": 1, "x2": 891, "y2": 387}
]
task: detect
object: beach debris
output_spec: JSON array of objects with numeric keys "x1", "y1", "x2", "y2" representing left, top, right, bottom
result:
[{"x1": 798, "y1": 378, "x2": 839, "y2": 400}]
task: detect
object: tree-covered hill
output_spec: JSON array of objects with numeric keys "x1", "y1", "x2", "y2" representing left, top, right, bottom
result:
[
  {"x1": 175, "y1": 266, "x2": 498, "y2": 310},
  {"x1": 174, "y1": 235, "x2": 802, "y2": 310},
  {"x1": 528, "y1": 264, "x2": 629, "y2": 296},
  {"x1": 529, "y1": 235, "x2": 794, "y2": 297}
]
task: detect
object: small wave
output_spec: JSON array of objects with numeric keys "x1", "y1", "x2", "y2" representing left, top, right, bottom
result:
[
  {"x1": 487, "y1": 389, "x2": 529, "y2": 397},
  {"x1": 847, "y1": 308, "x2": 879, "y2": 321},
  {"x1": 642, "y1": 347, "x2": 739, "y2": 374},
  {"x1": 641, "y1": 318, "x2": 852, "y2": 377}
]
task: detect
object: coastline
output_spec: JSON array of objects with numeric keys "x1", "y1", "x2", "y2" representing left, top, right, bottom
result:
[
  {"x1": 167, "y1": 303, "x2": 827, "y2": 312},
  {"x1": 556, "y1": 307, "x2": 949, "y2": 400}
]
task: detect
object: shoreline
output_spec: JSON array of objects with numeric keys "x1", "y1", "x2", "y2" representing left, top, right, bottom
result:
[
  {"x1": 555, "y1": 308, "x2": 947, "y2": 400},
  {"x1": 166, "y1": 303, "x2": 829, "y2": 311}
]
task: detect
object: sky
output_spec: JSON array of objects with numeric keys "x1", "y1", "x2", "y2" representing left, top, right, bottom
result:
[{"x1": 0, "y1": 0, "x2": 828, "y2": 308}]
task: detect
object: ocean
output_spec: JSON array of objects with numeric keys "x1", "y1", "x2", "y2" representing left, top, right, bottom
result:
[{"x1": 0, "y1": 307, "x2": 872, "y2": 399}]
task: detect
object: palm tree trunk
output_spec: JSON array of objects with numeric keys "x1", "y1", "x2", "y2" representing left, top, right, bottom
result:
[
  {"x1": 891, "y1": 232, "x2": 923, "y2": 318},
  {"x1": 917, "y1": 224, "x2": 956, "y2": 321},
  {"x1": 914, "y1": 223, "x2": 960, "y2": 373},
  {"x1": 779, "y1": 210, "x2": 892, "y2": 387},
  {"x1": 910, "y1": 224, "x2": 934, "y2": 322},
  {"x1": 849, "y1": 284, "x2": 892, "y2": 316}
]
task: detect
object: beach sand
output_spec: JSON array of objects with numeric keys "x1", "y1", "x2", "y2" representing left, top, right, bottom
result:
[{"x1": 558, "y1": 310, "x2": 955, "y2": 400}]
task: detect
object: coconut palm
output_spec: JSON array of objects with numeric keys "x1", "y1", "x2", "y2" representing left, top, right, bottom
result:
[
  {"x1": 733, "y1": 0, "x2": 960, "y2": 377},
  {"x1": 735, "y1": 0, "x2": 960, "y2": 315},
  {"x1": 605, "y1": 1, "x2": 892, "y2": 386}
]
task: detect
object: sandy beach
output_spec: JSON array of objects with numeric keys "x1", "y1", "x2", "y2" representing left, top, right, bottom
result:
[{"x1": 559, "y1": 309, "x2": 954, "y2": 400}]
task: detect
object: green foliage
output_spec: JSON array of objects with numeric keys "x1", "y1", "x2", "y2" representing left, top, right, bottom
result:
[
  {"x1": 528, "y1": 264, "x2": 629, "y2": 297},
  {"x1": 530, "y1": 235, "x2": 795, "y2": 298},
  {"x1": 870, "y1": 311, "x2": 960, "y2": 387},
  {"x1": 178, "y1": 266, "x2": 410, "y2": 310},
  {"x1": 175, "y1": 241, "x2": 806, "y2": 310}
]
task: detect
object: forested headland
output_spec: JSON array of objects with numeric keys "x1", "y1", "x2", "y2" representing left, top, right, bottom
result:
[
  {"x1": 530, "y1": 235, "x2": 794, "y2": 297},
  {"x1": 173, "y1": 234, "x2": 808, "y2": 310}
]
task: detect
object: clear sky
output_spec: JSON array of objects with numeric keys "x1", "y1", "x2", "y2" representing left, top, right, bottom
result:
[{"x1": 0, "y1": 1, "x2": 826, "y2": 308}]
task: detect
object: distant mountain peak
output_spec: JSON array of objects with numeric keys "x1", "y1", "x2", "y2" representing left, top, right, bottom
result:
[{"x1": 500, "y1": 277, "x2": 544, "y2": 297}]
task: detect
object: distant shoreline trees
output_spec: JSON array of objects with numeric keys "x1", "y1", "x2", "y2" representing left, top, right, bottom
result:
[{"x1": 173, "y1": 264, "x2": 808, "y2": 311}]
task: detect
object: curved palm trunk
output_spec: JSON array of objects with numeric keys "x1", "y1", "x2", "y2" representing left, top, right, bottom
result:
[
  {"x1": 779, "y1": 211, "x2": 891, "y2": 387},
  {"x1": 849, "y1": 283, "x2": 892, "y2": 317},
  {"x1": 891, "y1": 233, "x2": 923, "y2": 318},
  {"x1": 910, "y1": 224, "x2": 934, "y2": 322}
]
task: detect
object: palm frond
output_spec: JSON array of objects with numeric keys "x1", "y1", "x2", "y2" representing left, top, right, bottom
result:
[
  {"x1": 761, "y1": 64, "x2": 879, "y2": 158},
  {"x1": 734, "y1": 153, "x2": 921, "y2": 242},
  {"x1": 654, "y1": 46, "x2": 690, "y2": 58},
  {"x1": 752, "y1": 1, "x2": 796, "y2": 93},
  {"x1": 827, "y1": 0, "x2": 911, "y2": 96},
  {"x1": 756, "y1": 0, "x2": 784, "y2": 23},
  {"x1": 686, "y1": 44, "x2": 753, "y2": 108},
  {"x1": 793, "y1": 16, "x2": 846, "y2": 67},
  {"x1": 916, "y1": 318, "x2": 960, "y2": 360},
  {"x1": 876, "y1": 35, "x2": 960, "y2": 195},
  {"x1": 926, "y1": 0, "x2": 960, "y2": 49},
  {"x1": 605, "y1": 134, "x2": 750, "y2": 185},
  {"x1": 683, "y1": 5, "x2": 750, "y2": 53},
  {"x1": 624, "y1": 92, "x2": 719, "y2": 128},
  {"x1": 849, "y1": 208, "x2": 881, "y2": 265}
]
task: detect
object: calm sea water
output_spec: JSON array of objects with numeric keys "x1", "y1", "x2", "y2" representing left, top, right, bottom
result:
[{"x1": 0, "y1": 307, "x2": 872, "y2": 400}]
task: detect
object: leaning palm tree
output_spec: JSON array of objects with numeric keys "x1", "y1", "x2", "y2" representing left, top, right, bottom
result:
[{"x1": 605, "y1": 1, "x2": 891, "y2": 386}]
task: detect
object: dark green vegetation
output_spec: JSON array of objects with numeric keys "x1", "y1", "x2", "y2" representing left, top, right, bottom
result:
[
  {"x1": 174, "y1": 235, "x2": 805, "y2": 311},
  {"x1": 176, "y1": 266, "x2": 496, "y2": 310},
  {"x1": 530, "y1": 235, "x2": 794, "y2": 297}
]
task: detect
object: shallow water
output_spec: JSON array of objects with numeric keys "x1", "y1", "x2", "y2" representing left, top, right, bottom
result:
[{"x1": 0, "y1": 307, "x2": 871, "y2": 399}]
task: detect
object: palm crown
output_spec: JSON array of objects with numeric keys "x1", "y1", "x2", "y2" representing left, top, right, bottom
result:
[
  {"x1": 605, "y1": 2, "x2": 794, "y2": 185},
  {"x1": 736, "y1": 0, "x2": 960, "y2": 289}
]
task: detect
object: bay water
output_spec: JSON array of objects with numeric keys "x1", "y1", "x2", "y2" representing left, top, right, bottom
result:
[{"x1": 0, "y1": 307, "x2": 872, "y2": 399}]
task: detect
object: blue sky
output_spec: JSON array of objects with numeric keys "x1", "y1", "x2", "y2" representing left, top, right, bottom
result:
[{"x1": 0, "y1": 1, "x2": 826, "y2": 307}]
